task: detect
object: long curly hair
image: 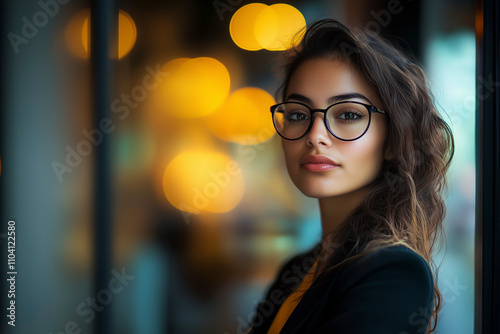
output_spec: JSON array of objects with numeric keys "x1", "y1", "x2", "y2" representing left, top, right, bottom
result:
[{"x1": 277, "y1": 19, "x2": 454, "y2": 333}]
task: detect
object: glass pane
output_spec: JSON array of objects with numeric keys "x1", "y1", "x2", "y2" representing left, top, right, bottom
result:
[
  {"x1": 425, "y1": 9, "x2": 475, "y2": 334},
  {"x1": 1, "y1": 1, "x2": 476, "y2": 333}
]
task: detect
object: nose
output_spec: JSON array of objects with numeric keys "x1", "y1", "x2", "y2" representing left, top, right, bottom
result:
[{"x1": 305, "y1": 113, "x2": 332, "y2": 147}]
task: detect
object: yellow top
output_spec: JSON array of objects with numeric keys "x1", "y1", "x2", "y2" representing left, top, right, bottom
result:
[{"x1": 267, "y1": 260, "x2": 318, "y2": 334}]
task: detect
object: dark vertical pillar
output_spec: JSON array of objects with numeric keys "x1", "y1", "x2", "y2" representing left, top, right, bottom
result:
[
  {"x1": 343, "y1": 0, "x2": 422, "y2": 62},
  {"x1": 0, "y1": 1, "x2": 6, "y2": 332},
  {"x1": 380, "y1": 0, "x2": 422, "y2": 62},
  {"x1": 475, "y1": 0, "x2": 500, "y2": 333},
  {"x1": 90, "y1": 0, "x2": 117, "y2": 333}
]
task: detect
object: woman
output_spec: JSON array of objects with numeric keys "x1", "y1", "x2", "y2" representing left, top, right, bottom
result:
[{"x1": 248, "y1": 19, "x2": 454, "y2": 333}]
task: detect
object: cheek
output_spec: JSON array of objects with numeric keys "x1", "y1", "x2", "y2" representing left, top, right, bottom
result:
[
  {"x1": 281, "y1": 139, "x2": 297, "y2": 161},
  {"x1": 342, "y1": 125, "x2": 386, "y2": 176},
  {"x1": 281, "y1": 139, "x2": 302, "y2": 177},
  {"x1": 345, "y1": 141, "x2": 384, "y2": 166}
]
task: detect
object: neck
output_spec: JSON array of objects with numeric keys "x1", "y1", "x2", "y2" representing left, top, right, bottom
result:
[{"x1": 319, "y1": 186, "x2": 369, "y2": 244}]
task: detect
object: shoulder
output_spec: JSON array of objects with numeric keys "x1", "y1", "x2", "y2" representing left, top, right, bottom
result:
[
  {"x1": 312, "y1": 245, "x2": 434, "y2": 333},
  {"x1": 332, "y1": 244, "x2": 434, "y2": 315},
  {"x1": 339, "y1": 244, "x2": 433, "y2": 285}
]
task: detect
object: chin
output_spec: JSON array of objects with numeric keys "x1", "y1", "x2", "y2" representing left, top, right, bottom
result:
[
  {"x1": 300, "y1": 189, "x2": 345, "y2": 199},
  {"x1": 292, "y1": 180, "x2": 346, "y2": 199}
]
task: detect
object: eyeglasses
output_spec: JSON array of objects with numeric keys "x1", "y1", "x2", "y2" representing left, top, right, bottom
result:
[{"x1": 270, "y1": 101, "x2": 387, "y2": 141}]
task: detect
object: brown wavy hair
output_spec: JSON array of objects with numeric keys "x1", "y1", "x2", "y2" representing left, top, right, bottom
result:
[{"x1": 277, "y1": 19, "x2": 454, "y2": 332}]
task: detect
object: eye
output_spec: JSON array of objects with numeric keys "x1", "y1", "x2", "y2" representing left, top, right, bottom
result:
[
  {"x1": 283, "y1": 109, "x2": 311, "y2": 122},
  {"x1": 332, "y1": 106, "x2": 367, "y2": 123},
  {"x1": 337, "y1": 110, "x2": 363, "y2": 120},
  {"x1": 286, "y1": 111, "x2": 310, "y2": 121}
]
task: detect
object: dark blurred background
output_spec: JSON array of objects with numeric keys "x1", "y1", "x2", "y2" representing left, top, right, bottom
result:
[{"x1": 1, "y1": 0, "x2": 475, "y2": 333}]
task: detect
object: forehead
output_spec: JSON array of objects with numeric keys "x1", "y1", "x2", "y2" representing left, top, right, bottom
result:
[{"x1": 286, "y1": 58, "x2": 380, "y2": 106}]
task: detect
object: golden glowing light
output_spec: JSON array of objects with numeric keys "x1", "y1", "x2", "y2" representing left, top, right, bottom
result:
[
  {"x1": 204, "y1": 87, "x2": 275, "y2": 145},
  {"x1": 229, "y1": 3, "x2": 268, "y2": 51},
  {"x1": 255, "y1": 4, "x2": 306, "y2": 51},
  {"x1": 82, "y1": 18, "x2": 89, "y2": 54},
  {"x1": 163, "y1": 150, "x2": 245, "y2": 213},
  {"x1": 229, "y1": 3, "x2": 305, "y2": 51},
  {"x1": 65, "y1": 9, "x2": 90, "y2": 59},
  {"x1": 153, "y1": 57, "x2": 231, "y2": 118},
  {"x1": 67, "y1": 9, "x2": 137, "y2": 59},
  {"x1": 117, "y1": 11, "x2": 137, "y2": 59}
]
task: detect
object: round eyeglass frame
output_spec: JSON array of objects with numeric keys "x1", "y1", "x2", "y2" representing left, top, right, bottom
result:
[{"x1": 270, "y1": 100, "x2": 387, "y2": 141}]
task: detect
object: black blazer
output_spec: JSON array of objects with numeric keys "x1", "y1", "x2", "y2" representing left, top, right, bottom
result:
[{"x1": 249, "y1": 244, "x2": 434, "y2": 334}]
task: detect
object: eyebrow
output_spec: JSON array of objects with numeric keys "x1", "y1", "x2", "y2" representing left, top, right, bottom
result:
[{"x1": 285, "y1": 93, "x2": 373, "y2": 105}]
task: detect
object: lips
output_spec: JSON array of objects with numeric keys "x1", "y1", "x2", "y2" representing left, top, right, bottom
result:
[{"x1": 300, "y1": 155, "x2": 340, "y2": 172}]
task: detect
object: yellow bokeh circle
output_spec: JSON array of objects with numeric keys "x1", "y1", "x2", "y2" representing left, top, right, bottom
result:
[
  {"x1": 229, "y1": 3, "x2": 268, "y2": 51},
  {"x1": 229, "y1": 3, "x2": 305, "y2": 51},
  {"x1": 204, "y1": 87, "x2": 275, "y2": 145},
  {"x1": 163, "y1": 150, "x2": 245, "y2": 213},
  {"x1": 153, "y1": 57, "x2": 231, "y2": 118},
  {"x1": 66, "y1": 9, "x2": 137, "y2": 59},
  {"x1": 65, "y1": 9, "x2": 90, "y2": 59},
  {"x1": 117, "y1": 10, "x2": 137, "y2": 59},
  {"x1": 254, "y1": 4, "x2": 306, "y2": 51}
]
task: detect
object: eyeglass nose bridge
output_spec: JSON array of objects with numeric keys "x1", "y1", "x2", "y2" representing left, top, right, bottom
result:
[
  {"x1": 304, "y1": 108, "x2": 332, "y2": 137},
  {"x1": 305, "y1": 106, "x2": 374, "y2": 141}
]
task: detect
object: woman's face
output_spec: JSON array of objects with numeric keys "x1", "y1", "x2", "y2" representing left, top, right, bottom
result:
[{"x1": 281, "y1": 58, "x2": 389, "y2": 199}]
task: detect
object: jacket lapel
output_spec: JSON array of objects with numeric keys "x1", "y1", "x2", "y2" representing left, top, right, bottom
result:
[{"x1": 279, "y1": 269, "x2": 340, "y2": 333}]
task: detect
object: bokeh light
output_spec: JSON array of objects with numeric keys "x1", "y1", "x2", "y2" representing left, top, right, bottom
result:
[
  {"x1": 153, "y1": 57, "x2": 231, "y2": 118},
  {"x1": 204, "y1": 87, "x2": 275, "y2": 145},
  {"x1": 163, "y1": 150, "x2": 245, "y2": 213},
  {"x1": 229, "y1": 3, "x2": 305, "y2": 51},
  {"x1": 116, "y1": 11, "x2": 137, "y2": 59},
  {"x1": 229, "y1": 3, "x2": 268, "y2": 51},
  {"x1": 67, "y1": 9, "x2": 137, "y2": 59},
  {"x1": 255, "y1": 4, "x2": 306, "y2": 51},
  {"x1": 65, "y1": 9, "x2": 90, "y2": 59}
]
